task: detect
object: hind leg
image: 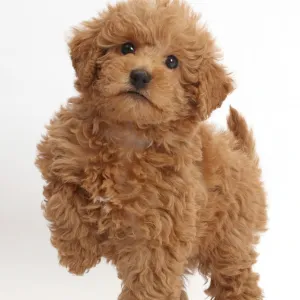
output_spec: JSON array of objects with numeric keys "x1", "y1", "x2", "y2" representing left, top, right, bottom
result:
[
  {"x1": 198, "y1": 109, "x2": 267, "y2": 299},
  {"x1": 199, "y1": 232, "x2": 263, "y2": 300}
]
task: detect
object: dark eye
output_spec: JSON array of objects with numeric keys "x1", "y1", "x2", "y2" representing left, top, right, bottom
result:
[
  {"x1": 121, "y1": 42, "x2": 135, "y2": 55},
  {"x1": 165, "y1": 55, "x2": 179, "y2": 69}
]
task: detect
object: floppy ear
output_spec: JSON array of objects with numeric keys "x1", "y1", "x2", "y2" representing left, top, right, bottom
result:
[
  {"x1": 68, "y1": 20, "x2": 103, "y2": 90},
  {"x1": 197, "y1": 60, "x2": 234, "y2": 119}
]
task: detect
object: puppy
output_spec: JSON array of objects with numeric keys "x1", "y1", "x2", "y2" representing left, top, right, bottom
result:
[{"x1": 36, "y1": 0, "x2": 267, "y2": 299}]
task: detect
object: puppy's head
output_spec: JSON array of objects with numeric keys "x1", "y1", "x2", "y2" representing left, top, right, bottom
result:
[{"x1": 69, "y1": 0, "x2": 234, "y2": 125}]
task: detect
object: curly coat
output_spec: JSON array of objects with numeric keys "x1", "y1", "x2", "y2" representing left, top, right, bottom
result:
[{"x1": 36, "y1": 1, "x2": 267, "y2": 299}]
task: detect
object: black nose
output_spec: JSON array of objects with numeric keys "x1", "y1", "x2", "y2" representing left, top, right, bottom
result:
[{"x1": 130, "y1": 69, "x2": 152, "y2": 90}]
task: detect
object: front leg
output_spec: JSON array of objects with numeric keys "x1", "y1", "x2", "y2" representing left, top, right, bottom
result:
[
  {"x1": 43, "y1": 182, "x2": 103, "y2": 275},
  {"x1": 116, "y1": 241, "x2": 186, "y2": 300}
]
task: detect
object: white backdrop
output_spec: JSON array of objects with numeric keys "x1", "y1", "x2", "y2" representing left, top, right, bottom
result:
[{"x1": 0, "y1": 0, "x2": 299, "y2": 299}]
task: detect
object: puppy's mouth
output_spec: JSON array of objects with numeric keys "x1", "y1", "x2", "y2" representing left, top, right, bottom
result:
[{"x1": 122, "y1": 90, "x2": 150, "y2": 102}]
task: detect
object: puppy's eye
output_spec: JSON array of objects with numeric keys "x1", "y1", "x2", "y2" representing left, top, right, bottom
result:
[
  {"x1": 165, "y1": 55, "x2": 179, "y2": 69},
  {"x1": 121, "y1": 42, "x2": 135, "y2": 55}
]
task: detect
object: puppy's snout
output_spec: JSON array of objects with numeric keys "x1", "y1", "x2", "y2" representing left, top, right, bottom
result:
[{"x1": 130, "y1": 69, "x2": 152, "y2": 90}]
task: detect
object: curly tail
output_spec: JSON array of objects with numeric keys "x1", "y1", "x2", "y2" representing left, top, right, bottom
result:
[{"x1": 227, "y1": 106, "x2": 256, "y2": 160}]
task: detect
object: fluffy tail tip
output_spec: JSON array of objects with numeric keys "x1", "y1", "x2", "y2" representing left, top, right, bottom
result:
[{"x1": 227, "y1": 106, "x2": 256, "y2": 158}]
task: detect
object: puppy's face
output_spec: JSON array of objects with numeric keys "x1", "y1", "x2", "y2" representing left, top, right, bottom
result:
[{"x1": 70, "y1": 0, "x2": 233, "y2": 125}]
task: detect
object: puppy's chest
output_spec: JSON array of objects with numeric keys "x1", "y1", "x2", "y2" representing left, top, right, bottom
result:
[
  {"x1": 96, "y1": 127, "x2": 192, "y2": 205},
  {"x1": 96, "y1": 153, "x2": 193, "y2": 209},
  {"x1": 92, "y1": 153, "x2": 203, "y2": 247}
]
